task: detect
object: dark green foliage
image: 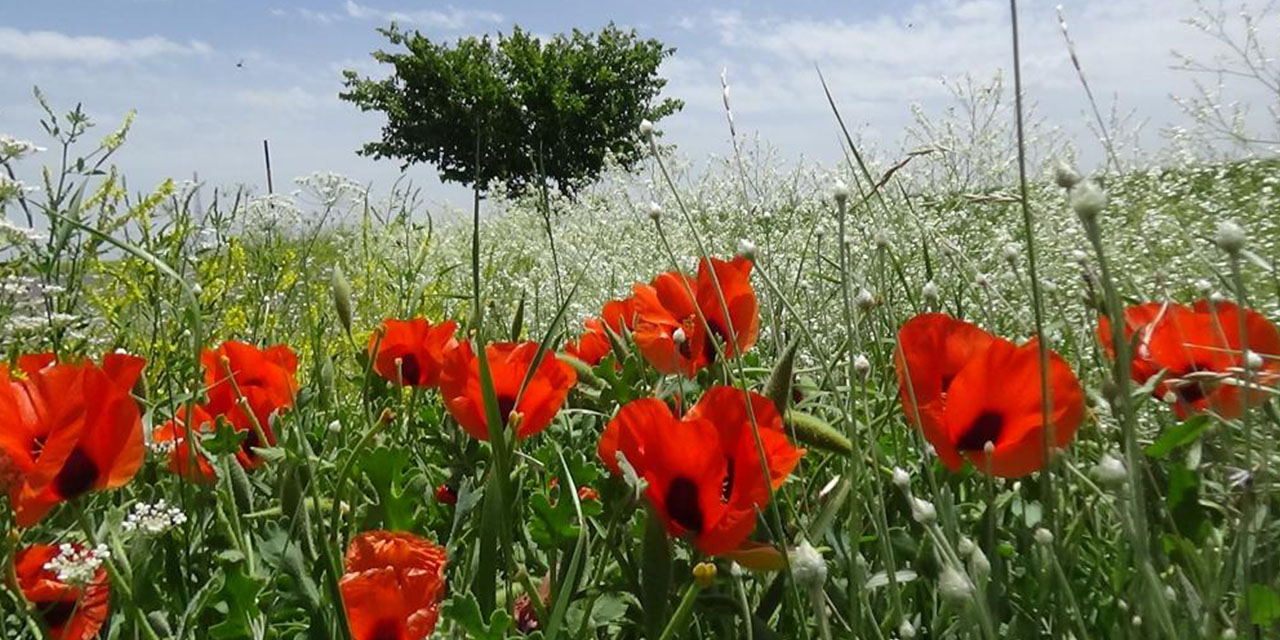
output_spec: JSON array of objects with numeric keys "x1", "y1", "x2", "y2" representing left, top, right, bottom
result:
[{"x1": 341, "y1": 24, "x2": 682, "y2": 196}]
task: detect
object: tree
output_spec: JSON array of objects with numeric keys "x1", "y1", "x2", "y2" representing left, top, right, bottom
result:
[{"x1": 340, "y1": 24, "x2": 683, "y2": 197}]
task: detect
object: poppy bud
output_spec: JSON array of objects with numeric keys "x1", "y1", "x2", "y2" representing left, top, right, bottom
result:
[
  {"x1": 1223, "y1": 628, "x2": 1238, "y2": 639},
  {"x1": 898, "y1": 620, "x2": 917, "y2": 639},
  {"x1": 327, "y1": 420, "x2": 342, "y2": 435},
  {"x1": 672, "y1": 327, "x2": 687, "y2": 345},
  {"x1": 1092, "y1": 453, "x2": 1128, "y2": 488},
  {"x1": 853, "y1": 354, "x2": 871, "y2": 378},
  {"x1": 892, "y1": 467, "x2": 911, "y2": 492},
  {"x1": 855, "y1": 289, "x2": 875, "y2": 311},
  {"x1": 639, "y1": 119, "x2": 655, "y2": 137},
  {"x1": 647, "y1": 201, "x2": 662, "y2": 222},
  {"x1": 789, "y1": 539, "x2": 827, "y2": 590},
  {"x1": 938, "y1": 566, "x2": 973, "y2": 604},
  {"x1": 1214, "y1": 220, "x2": 1247, "y2": 255},
  {"x1": 1054, "y1": 161, "x2": 1082, "y2": 189},
  {"x1": 191, "y1": 282, "x2": 203, "y2": 296},
  {"x1": 331, "y1": 265, "x2": 353, "y2": 334},
  {"x1": 922, "y1": 281, "x2": 940, "y2": 304},
  {"x1": 692, "y1": 562, "x2": 717, "y2": 588},
  {"x1": 736, "y1": 238, "x2": 758, "y2": 261},
  {"x1": 435, "y1": 483, "x2": 457, "y2": 505},
  {"x1": 1003, "y1": 243, "x2": 1020, "y2": 265},
  {"x1": 1131, "y1": 616, "x2": 1142, "y2": 628},
  {"x1": 910, "y1": 497, "x2": 936, "y2": 525},
  {"x1": 968, "y1": 546, "x2": 991, "y2": 579},
  {"x1": 1033, "y1": 528, "x2": 1054, "y2": 546},
  {"x1": 1070, "y1": 180, "x2": 1106, "y2": 223},
  {"x1": 1245, "y1": 350, "x2": 1264, "y2": 371},
  {"x1": 974, "y1": 272, "x2": 990, "y2": 287},
  {"x1": 957, "y1": 537, "x2": 976, "y2": 557},
  {"x1": 874, "y1": 230, "x2": 892, "y2": 250},
  {"x1": 832, "y1": 180, "x2": 850, "y2": 204}
]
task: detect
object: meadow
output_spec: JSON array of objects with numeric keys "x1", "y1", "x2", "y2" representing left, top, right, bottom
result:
[{"x1": 3, "y1": 21, "x2": 1280, "y2": 640}]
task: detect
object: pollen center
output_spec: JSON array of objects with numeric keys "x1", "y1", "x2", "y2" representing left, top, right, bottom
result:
[
  {"x1": 665, "y1": 476, "x2": 704, "y2": 533},
  {"x1": 956, "y1": 411, "x2": 1004, "y2": 452},
  {"x1": 38, "y1": 600, "x2": 80, "y2": 629},
  {"x1": 53, "y1": 447, "x2": 100, "y2": 500},
  {"x1": 367, "y1": 618, "x2": 403, "y2": 640},
  {"x1": 497, "y1": 394, "x2": 518, "y2": 424},
  {"x1": 399, "y1": 353, "x2": 422, "y2": 385}
]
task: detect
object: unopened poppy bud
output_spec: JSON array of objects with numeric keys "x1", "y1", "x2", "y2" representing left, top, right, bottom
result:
[
  {"x1": 507, "y1": 410, "x2": 524, "y2": 432},
  {"x1": 737, "y1": 238, "x2": 758, "y2": 261},
  {"x1": 1070, "y1": 249, "x2": 1088, "y2": 265},
  {"x1": 922, "y1": 280, "x2": 940, "y2": 303},
  {"x1": 1214, "y1": 220, "x2": 1247, "y2": 255},
  {"x1": 874, "y1": 230, "x2": 892, "y2": 250},
  {"x1": 1034, "y1": 528, "x2": 1054, "y2": 545},
  {"x1": 853, "y1": 354, "x2": 871, "y2": 378},
  {"x1": 639, "y1": 119, "x2": 654, "y2": 137},
  {"x1": 1054, "y1": 161, "x2": 1082, "y2": 189},
  {"x1": 1002, "y1": 243, "x2": 1020, "y2": 264},
  {"x1": 910, "y1": 497, "x2": 936, "y2": 525},
  {"x1": 983, "y1": 440, "x2": 996, "y2": 459},
  {"x1": 1131, "y1": 615, "x2": 1142, "y2": 628},
  {"x1": 974, "y1": 272, "x2": 990, "y2": 287},
  {"x1": 790, "y1": 539, "x2": 827, "y2": 589},
  {"x1": 692, "y1": 562, "x2": 717, "y2": 588},
  {"x1": 331, "y1": 265, "x2": 353, "y2": 333},
  {"x1": 672, "y1": 327, "x2": 687, "y2": 345},
  {"x1": 957, "y1": 537, "x2": 976, "y2": 557},
  {"x1": 327, "y1": 420, "x2": 342, "y2": 434},
  {"x1": 191, "y1": 283, "x2": 203, "y2": 296},
  {"x1": 898, "y1": 619, "x2": 917, "y2": 639},
  {"x1": 1092, "y1": 453, "x2": 1128, "y2": 488},
  {"x1": 832, "y1": 179, "x2": 850, "y2": 204},
  {"x1": 1163, "y1": 585, "x2": 1176, "y2": 602},
  {"x1": 1245, "y1": 350, "x2": 1264, "y2": 371},
  {"x1": 855, "y1": 289, "x2": 875, "y2": 311},
  {"x1": 892, "y1": 467, "x2": 911, "y2": 492},
  {"x1": 938, "y1": 566, "x2": 973, "y2": 604},
  {"x1": 1070, "y1": 180, "x2": 1106, "y2": 222},
  {"x1": 1162, "y1": 390, "x2": 1178, "y2": 405},
  {"x1": 1223, "y1": 628, "x2": 1238, "y2": 639},
  {"x1": 647, "y1": 201, "x2": 662, "y2": 221},
  {"x1": 968, "y1": 546, "x2": 991, "y2": 579}
]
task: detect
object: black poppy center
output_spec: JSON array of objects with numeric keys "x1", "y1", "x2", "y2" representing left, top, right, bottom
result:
[
  {"x1": 53, "y1": 447, "x2": 100, "y2": 499},
  {"x1": 367, "y1": 618, "x2": 402, "y2": 640},
  {"x1": 498, "y1": 394, "x2": 518, "y2": 424},
  {"x1": 38, "y1": 599, "x2": 79, "y2": 629},
  {"x1": 956, "y1": 411, "x2": 1005, "y2": 452},
  {"x1": 399, "y1": 353, "x2": 422, "y2": 385},
  {"x1": 721, "y1": 457, "x2": 735, "y2": 504},
  {"x1": 665, "y1": 476, "x2": 704, "y2": 533},
  {"x1": 1172, "y1": 361, "x2": 1217, "y2": 405}
]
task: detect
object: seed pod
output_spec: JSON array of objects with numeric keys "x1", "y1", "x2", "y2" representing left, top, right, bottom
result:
[
  {"x1": 786, "y1": 411, "x2": 853, "y2": 456},
  {"x1": 764, "y1": 338, "x2": 800, "y2": 414},
  {"x1": 331, "y1": 265, "x2": 353, "y2": 335}
]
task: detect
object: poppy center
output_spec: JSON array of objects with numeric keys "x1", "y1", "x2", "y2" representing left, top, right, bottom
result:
[
  {"x1": 498, "y1": 394, "x2": 518, "y2": 424},
  {"x1": 721, "y1": 458, "x2": 735, "y2": 504},
  {"x1": 38, "y1": 599, "x2": 79, "y2": 629},
  {"x1": 398, "y1": 353, "x2": 421, "y2": 385},
  {"x1": 956, "y1": 411, "x2": 1005, "y2": 452},
  {"x1": 367, "y1": 618, "x2": 403, "y2": 640},
  {"x1": 53, "y1": 447, "x2": 100, "y2": 499},
  {"x1": 1172, "y1": 361, "x2": 1218, "y2": 405},
  {"x1": 665, "y1": 476, "x2": 705, "y2": 533}
]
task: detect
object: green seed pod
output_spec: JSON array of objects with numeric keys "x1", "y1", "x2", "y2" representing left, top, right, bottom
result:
[
  {"x1": 510, "y1": 293, "x2": 526, "y2": 340},
  {"x1": 331, "y1": 265, "x2": 353, "y2": 335},
  {"x1": 227, "y1": 457, "x2": 255, "y2": 515},
  {"x1": 764, "y1": 338, "x2": 800, "y2": 414},
  {"x1": 786, "y1": 411, "x2": 853, "y2": 456}
]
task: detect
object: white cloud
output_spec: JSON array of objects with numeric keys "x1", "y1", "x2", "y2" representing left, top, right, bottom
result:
[
  {"x1": 0, "y1": 27, "x2": 211, "y2": 64},
  {"x1": 283, "y1": 2, "x2": 503, "y2": 29},
  {"x1": 235, "y1": 86, "x2": 328, "y2": 112}
]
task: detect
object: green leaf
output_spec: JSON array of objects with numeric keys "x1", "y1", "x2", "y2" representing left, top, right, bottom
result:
[
  {"x1": 640, "y1": 508, "x2": 673, "y2": 639},
  {"x1": 204, "y1": 419, "x2": 247, "y2": 457},
  {"x1": 209, "y1": 562, "x2": 266, "y2": 639},
  {"x1": 1248, "y1": 584, "x2": 1280, "y2": 626},
  {"x1": 1145, "y1": 415, "x2": 1210, "y2": 459},
  {"x1": 441, "y1": 593, "x2": 513, "y2": 640},
  {"x1": 360, "y1": 446, "x2": 421, "y2": 530},
  {"x1": 1165, "y1": 464, "x2": 1213, "y2": 543}
]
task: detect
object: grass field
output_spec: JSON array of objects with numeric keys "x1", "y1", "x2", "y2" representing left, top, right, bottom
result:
[{"x1": 3, "y1": 65, "x2": 1280, "y2": 640}]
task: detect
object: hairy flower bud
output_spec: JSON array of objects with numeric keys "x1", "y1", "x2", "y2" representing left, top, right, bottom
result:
[
  {"x1": 1215, "y1": 220, "x2": 1247, "y2": 255},
  {"x1": 1070, "y1": 180, "x2": 1106, "y2": 223},
  {"x1": 1054, "y1": 161, "x2": 1082, "y2": 189}
]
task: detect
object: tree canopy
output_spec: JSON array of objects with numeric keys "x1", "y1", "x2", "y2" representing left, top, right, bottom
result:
[{"x1": 340, "y1": 24, "x2": 682, "y2": 197}]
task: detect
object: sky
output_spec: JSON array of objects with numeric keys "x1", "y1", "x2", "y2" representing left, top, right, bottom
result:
[{"x1": 0, "y1": 0, "x2": 1271, "y2": 212}]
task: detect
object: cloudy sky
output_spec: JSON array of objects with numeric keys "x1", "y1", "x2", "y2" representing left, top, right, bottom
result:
[{"x1": 0, "y1": 1, "x2": 1268, "y2": 211}]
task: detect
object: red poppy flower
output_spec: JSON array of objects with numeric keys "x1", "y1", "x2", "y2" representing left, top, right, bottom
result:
[
  {"x1": 340, "y1": 531, "x2": 448, "y2": 640},
  {"x1": 202, "y1": 341, "x2": 298, "y2": 433},
  {"x1": 0, "y1": 353, "x2": 146, "y2": 526},
  {"x1": 369, "y1": 318, "x2": 458, "y2": 387},
  {"x1": 632, "y1": 257, "x2": 759, "y2": 377},
  {"x1": 1100, "y1": 300, "x2": 1280, "y2": 419},
  {"x1": 599, "y1": 386, "x2": 803, "y2": 555},
  {"x1": 440, "y1": 341, "x2": 577, "y2": 441},
  {"x1": 896, "y1": 313, "x2": 1084, "y2": 478},
  {"x1": 151, "y1": 404, "x2": 261, "y2": 483},
  {"x1": 564, "y1": 318, "x2": 612, "y2": 366},
  {"x1": 601, "y1": 296, "x2": 637, "y2": 334},
  {"x1": 15, "y1": 544, "x2": 110, "y2": 640}
]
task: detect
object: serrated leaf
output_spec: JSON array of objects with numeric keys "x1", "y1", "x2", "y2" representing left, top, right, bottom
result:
[{"x1": 1145, "y1": 415, "x2": 1210, "y2": 459}]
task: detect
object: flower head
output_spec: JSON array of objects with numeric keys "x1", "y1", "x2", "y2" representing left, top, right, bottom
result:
[
  {"x1": 15, "y1": 543, "x2": 109, "y2": 640},
  {"x1": 598, "y1": 387, "x2": 803, "y2": 555},
  {"x1": 440, "y1": 341, "x2": 576, "y2": 441},
  {"x1": 341, "y1": 531, "x2": 448, "y2": 640},
  {"x1": 895, "y1": 313, "x2": 1085, "y2": 478},
  {"x1": 369, "y1": 318, "x2": 458, "y2": 387}
]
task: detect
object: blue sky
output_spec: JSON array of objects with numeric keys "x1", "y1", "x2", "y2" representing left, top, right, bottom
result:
[{"x1": 0, "y1": 1, "x2": 1263, "y2": 211}]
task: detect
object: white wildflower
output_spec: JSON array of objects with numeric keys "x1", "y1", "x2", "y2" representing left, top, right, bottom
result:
[
  {"x1": 122, "y1": 499, "x2": 188, "y2": 536},
  {"x1": 0, "y1": 135, "x2": 45, "y2": 160},
  {"x1": 43, "y1": 543, "x2": 109, "y2": 586}
]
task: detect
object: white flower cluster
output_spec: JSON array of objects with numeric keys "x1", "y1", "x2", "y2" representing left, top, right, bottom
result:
[
  {"x1": 0, "y1": 135, "x2": 45, "y2": 160},
  {"x1": 122, "y1": 499, "x2": 188, "y2": 536},
  {"x1": 0, "y1": 217, "x2": 44, "y2": 243},
  {"x1": 43, "y1": 543, "x2": 109, "y2": 586}
]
